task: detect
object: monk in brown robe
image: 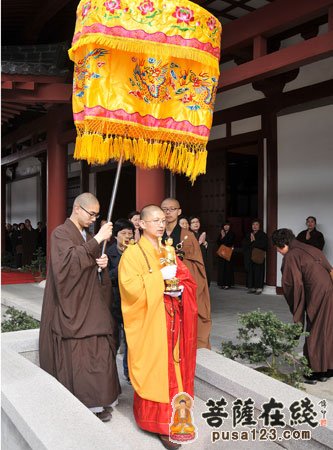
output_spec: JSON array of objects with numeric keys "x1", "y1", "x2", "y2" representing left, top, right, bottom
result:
[
  {"x1": 39, "y1": 193, "x2": 120, "y2": 422},
  {"x1": 119, "y1": 205, "x2": 198, "y2": 450},
  {"x1": 272, "y1": 228, "x2": 333, "y2": 384},
  {"x1": 161, "y1": 198, "x2": 211, "y2": 349}
]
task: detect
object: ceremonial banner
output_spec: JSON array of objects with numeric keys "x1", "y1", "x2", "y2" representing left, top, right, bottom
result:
[{"x1": 69, "y1": 0, "x2": 221, "y2": 182}]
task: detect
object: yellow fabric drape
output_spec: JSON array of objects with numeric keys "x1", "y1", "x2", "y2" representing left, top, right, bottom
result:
[{"x1": 69, "y1": 0, "x2": 221, "y2": 183}]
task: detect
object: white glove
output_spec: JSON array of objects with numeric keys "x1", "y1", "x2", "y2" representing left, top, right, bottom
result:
[{"x1": 161, "y1": 265, "x2": 177, "y2": 280}]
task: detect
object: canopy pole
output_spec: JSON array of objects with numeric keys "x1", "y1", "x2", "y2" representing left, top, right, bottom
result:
[{"x1": 98, "y1": 154, "x2": 124, "y2": 272}]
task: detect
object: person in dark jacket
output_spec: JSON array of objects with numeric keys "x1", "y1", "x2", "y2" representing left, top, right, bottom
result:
[
  {"x1": 128, "y1": 210, "x2": 141, "y2": 242},
  {"x1": 217, "y1": 222, "x2": 235, "y2": 289},
  {"x1": 189, "y1": 215, "x2": 210, "y2": 286},
  {"x1": 178, "y1": 214, "x2": 190, "y2": 230},
  {"x1": 296, "y1": 216, "x2": 325, "y2": 250},
  {"x1": 106, "y1": 218, "x2": 135, "y2": 383},
  {"x1": 242, "y1": 219, "x2": 268, "y2": 295},
  {"x1": 22, "y1": 219, "x2": 37, "y2": 266}
]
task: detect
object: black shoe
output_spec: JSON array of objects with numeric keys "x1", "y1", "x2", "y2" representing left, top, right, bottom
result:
[
  {"x1": 304, "y1": 372, "x2": 328, "y2": 384},
  {"x1": 103, "y1": 406, "x2": 113, "y2": 413},
  {"x1": 95, "y1": 409, "x2": 112, "y2": 422},
  {"x1": 316, "y1": 372, "x2": 328, "y2": 382},
  {"x1": 158, "y1": 434, "x2": 181, "y2": 449},
  {"x1": 303, "y1": 375, "x2": 317, "y2": 385}
]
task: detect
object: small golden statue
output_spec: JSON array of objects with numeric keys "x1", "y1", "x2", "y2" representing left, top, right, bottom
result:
[
  {"x1": 169, "y1": 392, "x2": 196, "y2": 443},
  {"x1": 158, "y1": 237, "x2": 180, "y2": 293}
]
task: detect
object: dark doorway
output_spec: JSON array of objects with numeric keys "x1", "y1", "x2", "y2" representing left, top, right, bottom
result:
[
  {"x1": 226, "y1": 145, "x2": 259, "y2": 284},
  {"x1": 67, "y1": 176, "x2": 81, "y2": 218},
  {"x1": 172, "y1": 140, "x2": 261, "y2": 285},
  {"x1": 227, "y1": 151, "x2": 258, "y2": 219}
]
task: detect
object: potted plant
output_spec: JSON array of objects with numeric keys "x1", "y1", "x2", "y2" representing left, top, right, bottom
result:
[{"x1": 221, "y1": 309, "x2": 311, "y2": 389}]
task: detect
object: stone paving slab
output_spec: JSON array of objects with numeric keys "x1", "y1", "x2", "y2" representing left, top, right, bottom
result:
[
  {"x1": 1, "y1": 282, "x2": 332, "y2": 403},
  {"x1": 1, "y1": 282, "x2": 44, "y2": 321},
  {"x1": 109, "y1": 358, "x2": 283, "y2": 449},
  {"x1": 2, "y1": 327, "x2": 284, "y2": 450}
]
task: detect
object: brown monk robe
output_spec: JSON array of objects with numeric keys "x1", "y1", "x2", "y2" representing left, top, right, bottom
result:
[
  {"x1": 161, "y1": 198, "x2": 211, "y2": 349},
  {"x1": 39, "y1": 193, "x2": 120, "y2": 415},
  {"x1": 273, "y1": 229, "x2": 333, "y2": 379}
]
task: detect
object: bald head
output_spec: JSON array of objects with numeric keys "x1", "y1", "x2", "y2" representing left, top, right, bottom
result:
[
  {"x1": 160, "y1": 198, "x2": 181, "y2": 228},
  {"x1": 161, "y1": 198, "x2": 180, "y2": 209},
  {"x1": 73, "y1": 193, "x2": 99, "y2": 211},
  {"x1": 140, "y1": 204, "x2": 163, "y2": 220}
]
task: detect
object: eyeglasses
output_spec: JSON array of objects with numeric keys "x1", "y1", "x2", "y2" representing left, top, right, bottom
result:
[
  {"x1": 161, "y1": 207, "x2": 179, "y2": 213},
  {"x1": 80, "y1": 205, "x2": 100, "y2": 219},
  {"x1": 144, "y1": 219, "x2": 166, "y2": 226}
]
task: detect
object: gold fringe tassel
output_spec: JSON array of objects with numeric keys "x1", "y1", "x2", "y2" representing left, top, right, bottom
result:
[
  {"x1": 69, "y1": 34, "x2": 219, "y2": 69},
  {"x1": 74, "y1": 132, "x2": 207, "y2": 184}
]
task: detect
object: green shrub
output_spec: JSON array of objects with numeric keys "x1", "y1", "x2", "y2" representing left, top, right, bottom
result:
[
  {"x1": 2, "y1": 307, "x2": 40, "y2": 332},
  {"x1": 1, "y1": 251, "x2": 14, "y2": 268},
  {"x1": 22, "y1": 248, "x2": 47, "y2": 277},
  {"x1": 221, "y1": 309, "x2": 311, "y2": 389}
]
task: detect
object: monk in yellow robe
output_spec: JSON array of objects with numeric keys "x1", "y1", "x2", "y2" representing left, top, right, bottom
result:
[{"x1": 119, "y1": 205, "x2": 198, "y2": 450}]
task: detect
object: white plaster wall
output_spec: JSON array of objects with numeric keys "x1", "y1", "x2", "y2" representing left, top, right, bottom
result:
[
  {"x1": 209, "y1": 123, "x2": 226, "y2": 140},
  {"x1": 284, "y1": 56, "x2": 333, "y2": 92},
  {"x1": 7, "y1": 176, "x2": 40, "y2": 227},
  {"x1": 231, "y1": 115, "x2": 261, "y2": 135},
  {"x1": 276, "y1": 104, "x2": 333, "y2": 285},
  {"x1": 215, "y1": 83, "x2": 264, "y2": 111}
]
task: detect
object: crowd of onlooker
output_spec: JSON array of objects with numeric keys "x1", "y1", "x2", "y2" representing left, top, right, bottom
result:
[
  {"x1": 215, "y1": 215, "x2": 325, "y2": 294},
  {"x1": 4, "y1": 219, "x2": 47, "y2": 268},
  {"x1": 3, "y1": 213, "x2": 326, "y2": 291},
  {"x1": 160, "y1": 213, "x2": 325, "y2": 295}
]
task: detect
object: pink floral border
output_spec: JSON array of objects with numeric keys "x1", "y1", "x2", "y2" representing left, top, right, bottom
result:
[
  {"x1": 72, "y1": 24, "x2": 220, "y2": 59},
  {"x1": 74, "y1": 106, "x2": 210, "y2": 137}
]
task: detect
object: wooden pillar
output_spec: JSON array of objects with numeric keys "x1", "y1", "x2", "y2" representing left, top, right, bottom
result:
[
  {"x1": 253, "y1": 35, "x2": 267, "y2": 59},
  {"x1": 328, "y1": 6, "x2": 333, "y2": 31},
  {"x1": 80, "y1": 160, "x2": 90, "y2": 193},
  {"x1": 1, "y1": 166, "x2": 7, "y2": 254},
  {"x1": 38, "y1": 154, "x2": 47, "y2": 224},
  {"x1": 136, "y1": 167, "x2": 165, "y2": 211},
  {"x1": 263, "y1": 111, "x2": 278, "y2": 287},
  {"x1": 47, "y1": 107, "x2": 67, "y2": 256}
]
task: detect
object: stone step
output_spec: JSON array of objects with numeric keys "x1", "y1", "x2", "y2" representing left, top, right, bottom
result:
[{"x1": 113, "y1": 357, "x2": 282, "y2": 449}]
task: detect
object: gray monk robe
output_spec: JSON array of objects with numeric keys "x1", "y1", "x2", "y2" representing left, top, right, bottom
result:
[
  {"x1": 39, "y1": 219, "x2": 120, "y2": 408},
  {"x1": 281, "y1": 239, "x2": 333, "y2": 373}
]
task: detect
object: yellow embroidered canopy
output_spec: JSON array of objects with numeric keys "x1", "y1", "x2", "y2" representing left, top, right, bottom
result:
[{"x1": 69, "y1": 0, "x2": 221, "y2": 183}]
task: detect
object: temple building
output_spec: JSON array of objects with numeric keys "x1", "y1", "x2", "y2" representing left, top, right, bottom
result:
[{"x1": 2, "y1": 0, "x2": 333, "y2": 291}]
